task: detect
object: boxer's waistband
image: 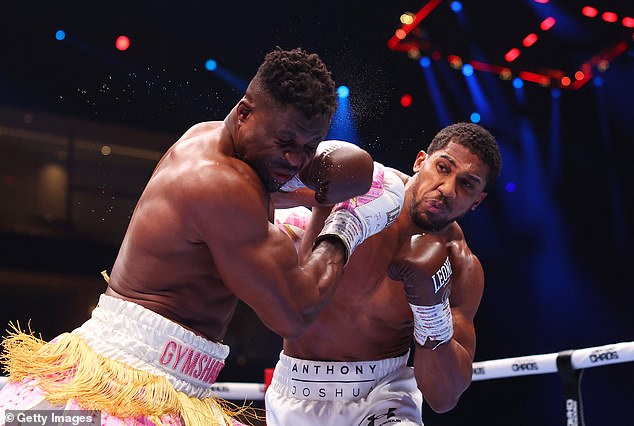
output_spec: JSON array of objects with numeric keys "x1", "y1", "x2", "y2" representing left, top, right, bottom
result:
[
  {"x1": 72, "y1": 294, "x2": 229, "y2": 398},
  {"x1": 270, "y1": 351, "x2": 409, "y2": 401}
]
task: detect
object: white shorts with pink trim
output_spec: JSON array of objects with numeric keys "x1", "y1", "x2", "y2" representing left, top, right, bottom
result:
[{"x1": 72, "y1": 294, "x2": 229, "y2": 399}]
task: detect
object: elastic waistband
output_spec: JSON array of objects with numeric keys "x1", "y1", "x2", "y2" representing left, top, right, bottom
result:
[
  {"x1": 72, "y1": 294, "x2": 229, "y2": 398},
  {"x1": 270, "y1": 351, "x2": 409, "y2": 401}
]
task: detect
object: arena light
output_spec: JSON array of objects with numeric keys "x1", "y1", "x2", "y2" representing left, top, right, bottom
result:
[
  {"x1": 447, "y1": 54, "x2": 463, "y2": 68},
  {"x1": 205, "y1": 59, "x2": 218, "y2": 71},
  {"x1": 522, "y1": 33, "x2": 538, "y2": 48},
  {"x1": 419, "y1": 56, "x2": 431, "y2": 68},
  {"x1": 337, "y1": 85, "x2": 350, "y2": 99},
  {"x1": 581, "y1": 6, "x2": 598, "y2": 18},
  {"x1": 602, "y1": 11, "x2": 618, "y2": 23},
  {"x1": 387, "y1": 0, "x2": 634, "y2": 90},
  {"x1": 540, "y1": 17, "x2": 556, "y2": 31},
  {"x1": 450, "y1": 1, "x2": 462, "y2": 12},
  {"x1": 505, "y1": 48, "x2": 520, "y2": 63},
  {"x1": 601, "y1": 12, "x2": 619, "y2": 23},
  {"x1": 400, "y1": 93, "x2": 413, "y2": 107},
  {"x1": 400, "y1": 12, "x2": 415, "y2": 25},
  {"x1": 115, "y1": 35, "x2": 130, "y2": 51}
]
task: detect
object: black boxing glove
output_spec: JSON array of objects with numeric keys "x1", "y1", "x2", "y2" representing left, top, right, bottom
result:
[
  {"x1": 279, "y1": 140, "x2": 374, "y2": 205},
  {"x1": 388, "y1": 233, "x2": 453, "y2": 350}
]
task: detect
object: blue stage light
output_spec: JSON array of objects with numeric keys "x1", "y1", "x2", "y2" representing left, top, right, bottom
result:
[
  {"x1": 337, "y1": 85, "x2": 350, "y2": 99},
  {"x1": 205, "y1": 59, "x2": 217, "y2": 71}
]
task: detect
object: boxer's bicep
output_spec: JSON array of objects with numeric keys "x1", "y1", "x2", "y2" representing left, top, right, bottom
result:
[{"x1": 198, "y1": 185, "x2": 316, "y2": 337}]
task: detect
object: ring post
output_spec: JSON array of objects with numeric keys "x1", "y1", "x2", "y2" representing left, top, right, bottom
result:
[{"x1": 556, "y1": 349, "x2": 585, "y2": 426}]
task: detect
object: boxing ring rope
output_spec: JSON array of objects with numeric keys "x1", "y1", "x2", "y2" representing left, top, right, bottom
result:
[{"x1": 1, "y1": 341, "x2": 632, "y2": 424}]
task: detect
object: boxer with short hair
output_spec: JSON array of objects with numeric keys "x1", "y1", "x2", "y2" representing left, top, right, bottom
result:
[
  {"x1": 267, "y1": 122, "x2": 502, "y2": 425},
  {"x1": 0, "y1": 47, "x2": 403, "y2": 426}
]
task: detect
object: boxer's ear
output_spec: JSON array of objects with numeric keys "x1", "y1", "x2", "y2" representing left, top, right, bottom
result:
[
  {"x1": 413, "y1": 151, "x2": 427, "y2": 173},
  {"x1": 237, "y1": 99, "x2": 253, "y2": 121},
  {"x1": 470, "y1": 192, "x2": 488, "y2": 211}
]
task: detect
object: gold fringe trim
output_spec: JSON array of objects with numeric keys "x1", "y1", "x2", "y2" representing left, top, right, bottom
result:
[{"x1": 1, "y1": 324, "x2": 262, "y2": 426}]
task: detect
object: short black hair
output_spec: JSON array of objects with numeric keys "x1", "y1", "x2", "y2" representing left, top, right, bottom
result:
[
  {"x1": 427, "y1": 122, "x2": 502, "y2": 191},
  {"x1": 253, "y1": 47, "x2": 338, "y2": 119}
]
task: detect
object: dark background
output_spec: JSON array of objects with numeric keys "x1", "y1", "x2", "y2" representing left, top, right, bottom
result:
[{"x1": 1, "y1": 1, "x2": 633, "y2": 425}]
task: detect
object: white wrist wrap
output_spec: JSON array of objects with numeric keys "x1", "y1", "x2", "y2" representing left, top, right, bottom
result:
[
  {"x1": 279, "y1": 174, "x2": 306, "y2": 192},
  {"x1": 409, "y1": 298, "x2": 453, "y2": 350},
  {"x1": 315, "y1": 210, "x2": 363, "y2": 264}
]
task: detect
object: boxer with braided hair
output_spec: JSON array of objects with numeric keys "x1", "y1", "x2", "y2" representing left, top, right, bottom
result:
[{"x1": 0, "y1": 47, "x2": 403, "y2": 426}]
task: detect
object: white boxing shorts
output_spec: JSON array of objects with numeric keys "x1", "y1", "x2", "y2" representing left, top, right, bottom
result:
[
  {"x1": 72, "y1": 294, "x2": 230, "y2": 398},
  {"x1": 265, "y1": 351, "x2": 424, "y2": 426},
  {"x1": 0, "y1": 294, "x2": 244, "y2": 426}
]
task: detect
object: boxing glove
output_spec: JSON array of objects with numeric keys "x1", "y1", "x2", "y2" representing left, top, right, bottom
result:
[
  {"x1": 274, "y1": 206, "x2": 312, "y2": 252},
  {"x1": 314, "y1": 162, "x2": 404, "y2": 264},
  {"x1": 279, "y1": 140, "x2": 374, "y2": 205},
  {"x1": 388, "y1": 234, "x2": 454, "y2": 350}
]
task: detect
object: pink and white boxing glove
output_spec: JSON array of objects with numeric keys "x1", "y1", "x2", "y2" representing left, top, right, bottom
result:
[
  {"x1": 314, "y1": 162, "x2": 404, "y2": 264},
  {"x1": 274, "y1": 206, "x2": 312, "y2": 252}
]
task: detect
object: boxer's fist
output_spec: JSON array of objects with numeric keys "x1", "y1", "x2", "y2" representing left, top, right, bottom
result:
[
  {"x1": 388, "y1": 233, "x2": 454, "y2": 349},
  {"x1": 280, "y1": 140, "x2": 374, "y2": 205},
  {"x1": 314, "y1": 162, "x2": 404, "y2": 264}
]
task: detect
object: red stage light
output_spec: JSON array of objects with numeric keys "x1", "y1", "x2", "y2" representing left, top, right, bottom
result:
[
  {"x1": 116, "y1": 35, "x2": 130, "y2": 51},
  {"x1": 581, "y1": 6, "x2": 598, "y2": 18},
  {"x1": 602, "y1": 12, "x2": 618, "y2": 23},
  {"x1": 387, "y1": 1, "x2": 632, "y2": 90},
  {"x1": 540, "y1": 17, "x2": 556, "y2": 31},
  {"x1": 400, "y1": 94, "x2": 413, "y2": 107},
  {"x1": 522, "y1": 33, "x2": 538, "y2": 47},
  {"x1": 505, "y1": 48, "x2": 520, "y2": 62}
]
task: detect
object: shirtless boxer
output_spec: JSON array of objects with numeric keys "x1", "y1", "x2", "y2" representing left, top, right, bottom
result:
[
  {"x1": 267, "y1": 122, "x2": 502, "y2": 425},
  {"x1": 0, "y1": 47, "x2": 404, "y2": 425}
]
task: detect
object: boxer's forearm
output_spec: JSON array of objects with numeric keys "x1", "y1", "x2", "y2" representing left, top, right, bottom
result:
[{"x1": 413, "y1": 331, "x2": 475, "y2": 413}]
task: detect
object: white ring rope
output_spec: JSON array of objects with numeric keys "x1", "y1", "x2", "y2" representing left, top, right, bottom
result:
[
  {"x1": 1, "y1": 341, "x2": 632, "y2": 401},
  {"x1": 471, "y1": 340, "x2": 634, "y2": 381}
]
